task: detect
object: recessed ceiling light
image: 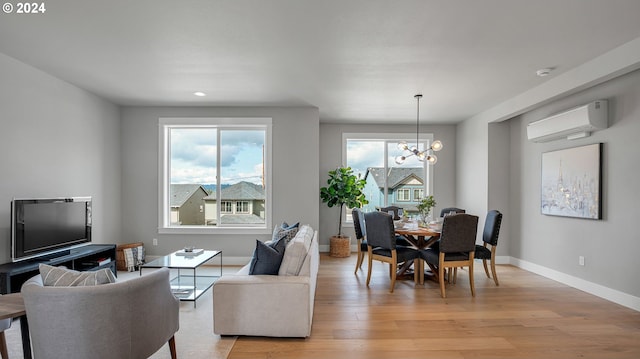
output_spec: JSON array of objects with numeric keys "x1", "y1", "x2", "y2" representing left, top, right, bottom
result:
[
  {"x1": 193, "y1": 91, "x2": 206, "y2": 97},
  {"x1": 536, "y1": 68, "x2": 553, "y2": 77}
]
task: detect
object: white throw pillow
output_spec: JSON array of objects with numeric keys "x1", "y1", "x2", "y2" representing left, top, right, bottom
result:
[{"x1": 278, "y1": 225, "x2": 313, "y2": 276}]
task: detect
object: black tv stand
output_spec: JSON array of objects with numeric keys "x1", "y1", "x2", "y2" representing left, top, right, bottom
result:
[
  {"x1": 0, "y1": 244, "x2": 117, "y2": 294},
  {"x1": 37, "y1": 250, "x2": 71, "y2": 261}
]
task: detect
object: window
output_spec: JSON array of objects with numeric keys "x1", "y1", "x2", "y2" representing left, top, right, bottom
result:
[
  {"x1": 159, "y1": 118, "x2": 272, "y2": 233},
  {"x1": 397, "y1": 189, "x2": 410, "y2": 201},
  {"x1": 413, "y1": 188, "x2": 424, "y2": 201},
  {"x1": 221, "y1": 201, "x2": 233, "y2": 213},
  {"x1": 236, "y1": 201, "x2": 249, "y2": 214},
  {"x1": 343, "y1": 133, "x2": 435, "y2": 222}
]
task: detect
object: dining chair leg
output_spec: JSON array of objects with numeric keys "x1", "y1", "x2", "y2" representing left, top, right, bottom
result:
[
  {"x1": 366, "y1": 248, "x2": 373, "y2": 287},
  {"x1": 438, "y1": 255, "x2": 446, "y2": 298},
  {"x1": 389, "y1": 251, "x2": 397, "y2": 292},
  {"x1": 439, "y1": 266, "x2": 446, "y2": 298},
  {"x1": 389, "y1": 264, "x2": 396, "y2": 293},
  {"x1": 491, "y1": 258, "x2": 500, "y2": 286},
  {"x1": 482, "y1": 259, "x2": 491, "y2": 279},
  {"x1": 354, "y1": 250, "x2": 364, "y2": 274},
  {"x1": 469, "y1": 256, "x2": 476, "y2": 297}
]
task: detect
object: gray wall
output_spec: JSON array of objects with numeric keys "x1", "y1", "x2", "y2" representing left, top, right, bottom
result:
[
  {"x1": 0, "y1": 53, "x2": 122, "y2": 263},
  {"x1": 459, "y1": 67, "x2": 640, "y2": 302},
  {"x1": 319, "y1": 123, "x2": 457, "y2": 250},
  {"x1": 120, "y1": 107, "x2": 319, "y2": 260},
  {"x1": 510, "y1": 69, "x2": 640, "y2": 297},
  {"x1": 487, "y1": 121, "x2": 511, "y2": 256}
]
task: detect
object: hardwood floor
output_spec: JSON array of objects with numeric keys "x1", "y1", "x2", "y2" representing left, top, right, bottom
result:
[{"x1": 229, "y1": 253, "x2": 640, "y2": 359}]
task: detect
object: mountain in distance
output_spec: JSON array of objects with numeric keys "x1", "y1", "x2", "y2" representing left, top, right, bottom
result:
[{"x1": 201, "y1": 184, "x2": 230, "y2": 194}]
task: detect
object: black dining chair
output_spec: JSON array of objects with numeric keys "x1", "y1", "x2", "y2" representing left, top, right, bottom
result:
[
  {"x1": 420, "y1": 213, "x2": 479, "y2": 298},
  {"x1": 365, "y1": 211, "x2": 420, "y2": 293},
  {"x1": 379, "y1": 206, "x2": 404, "y2": 220},
  {"x1": 439, "y1": 207, "x2": 466, "y2": 218},
  {"x1": 475, "y1": 210, "x2": 503, "y2": 286},
  {"x1": 437, "y1": 207, "x2": 465, "y2": 282},
  {"x1": 378, "y1": 206, "x2": 412, "y2": 246},
  {"x1": 352, "y1": 208, "x2": 368, "y2": 274}
]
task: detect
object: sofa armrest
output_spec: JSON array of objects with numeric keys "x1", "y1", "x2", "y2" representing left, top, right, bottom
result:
[{"x1": 213, "y1": 274, "x2": 312, "y2": 337}]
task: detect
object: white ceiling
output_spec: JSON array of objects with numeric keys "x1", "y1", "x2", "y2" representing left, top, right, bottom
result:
[{"x1": 2, "y1": 0, "x2": 640, "y2": 124}]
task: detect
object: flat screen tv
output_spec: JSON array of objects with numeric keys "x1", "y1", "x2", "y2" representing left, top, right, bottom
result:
[{"x1": 11, "y1": 197, "x2": 92, "y2": 262}]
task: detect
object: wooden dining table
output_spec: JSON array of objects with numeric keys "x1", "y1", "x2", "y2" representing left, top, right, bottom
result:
[
  {"x1": 0, "y1": 293, "x2": 31, "y2": 359},
  {"x1": 394, "y1": 223, "x2": 441, "y2": 284},
  {"x1": 395, "y1": 225, "x2": 441, "y2": 249}
]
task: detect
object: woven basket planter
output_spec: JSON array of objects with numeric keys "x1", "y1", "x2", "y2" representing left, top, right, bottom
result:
[{"x1": 329, "y1": 236, "x2": 351, "y2": 258}]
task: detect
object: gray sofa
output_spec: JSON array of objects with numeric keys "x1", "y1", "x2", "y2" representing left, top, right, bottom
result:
[
  {"x1": 213, "y1": 225, "x2": 319, "y2": 337},
  {"x1": 22, "y1": 267, "x2": 179, "y2": 359}
]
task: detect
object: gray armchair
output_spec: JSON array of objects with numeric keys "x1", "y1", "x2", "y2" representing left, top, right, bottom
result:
[{"x1": 22, "y1": 267, "x2": 179, "y2": 359}]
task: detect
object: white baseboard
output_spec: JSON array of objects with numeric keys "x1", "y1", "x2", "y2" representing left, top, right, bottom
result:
[
  {"x1": 510, "y1": 257, "x2": 640, "y2": 312},
  {"x1": 494, "y1": 255, "x2": 510, "y2": 264},
  {"x1": 218, "y1": 256, "x2": 252, "y2": 266},
  {"x1": 285, "y1": 247, "x2": 640, "y2": 312}
]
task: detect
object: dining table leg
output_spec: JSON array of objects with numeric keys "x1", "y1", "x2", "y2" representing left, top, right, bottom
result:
[{"x1": 396, "y1": 260, "x2": 414, "y2": 277}]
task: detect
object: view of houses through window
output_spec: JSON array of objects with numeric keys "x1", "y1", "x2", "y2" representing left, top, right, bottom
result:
[
  {"x1": 160, "y1": 118, "x2": 271, "y2": 230},
  {"x1": 344, "y1": 134, "x2": 434, "y2": 222}
]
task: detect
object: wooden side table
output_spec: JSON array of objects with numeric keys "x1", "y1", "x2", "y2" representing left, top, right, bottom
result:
[{"x1": 0, "y1": 293, "x2": 31, "y2": 359}]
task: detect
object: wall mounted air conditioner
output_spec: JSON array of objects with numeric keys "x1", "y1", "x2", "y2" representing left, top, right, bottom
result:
[{"x1": 526, "y1": 100, "x2": 608, "y2": 142}]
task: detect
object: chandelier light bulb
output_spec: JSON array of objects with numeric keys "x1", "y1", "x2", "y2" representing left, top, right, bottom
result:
[{"x1": 394, "y1": 94, "x2": 443, "y2": 166}]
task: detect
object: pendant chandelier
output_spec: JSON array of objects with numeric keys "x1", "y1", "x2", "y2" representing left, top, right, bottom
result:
[{"x1": 395, "y1": 94, "x2": 443, "y2": 165}]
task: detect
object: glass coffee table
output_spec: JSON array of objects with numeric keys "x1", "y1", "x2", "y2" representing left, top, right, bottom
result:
[{"x1": 140, "y1": 250, "x2": 222, "y2": 307}]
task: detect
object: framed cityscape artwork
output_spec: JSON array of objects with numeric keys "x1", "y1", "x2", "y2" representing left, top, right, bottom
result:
[{"x1": 540, "y1": 143, "x2": 602, "y2": 219}]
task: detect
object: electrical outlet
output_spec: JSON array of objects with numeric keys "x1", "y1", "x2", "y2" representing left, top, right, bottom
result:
[
  {"x1": 153, "y1": 238, "x2": 158, "y2": 246},
  {"x1": 579, "y1": 256, "x2": 585, "y2": 266}
]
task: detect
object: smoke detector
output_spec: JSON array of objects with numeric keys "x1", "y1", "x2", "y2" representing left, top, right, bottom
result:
[{"x1": 536, "y1": 68, "x2": 553, "y2": 77}]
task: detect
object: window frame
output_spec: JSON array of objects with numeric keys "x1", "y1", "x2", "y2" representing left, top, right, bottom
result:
[
  {"x1": 396, "y1": 188, "x2": 411, "y2": 202},
  {"x1": 413, "y1": 188, "x2": 424, "y2": 201},
  {"x1": 221, "y1": 201, "x2": 233, "y2": 214},
  {"x1": 236, "y1": 201, "x2": 250, "y2": 214},
  {"x1": 342, "y1": 132, "x2": 435, "y2": 224},
  {"x1": 158, "y1": 117, "x2": 272, "y2": 234}
]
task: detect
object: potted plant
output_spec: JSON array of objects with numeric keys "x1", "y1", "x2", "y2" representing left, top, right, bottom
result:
[
  {"x1": 320, "y1": 167, "x2": 368, "y2": 257},
  {"x1": 416, "y1": 195, "x2": 436, "y2": 226}
]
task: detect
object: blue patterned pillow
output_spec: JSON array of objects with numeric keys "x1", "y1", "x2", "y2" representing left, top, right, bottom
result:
[
  {"x1": 272, "y1": 222, "x2": 300, "y2": 244},
  {"x1": 249, "y1": 235, "x2": 287, "y2": 275}
]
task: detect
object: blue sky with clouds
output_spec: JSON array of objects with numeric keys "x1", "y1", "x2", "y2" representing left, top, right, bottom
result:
[
  {"x1": 346, "y1": 139, "x2": 425, "y2": 178},
  {"x1": 170, "y1": 128, "x2": 264, "y2": 185}
]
